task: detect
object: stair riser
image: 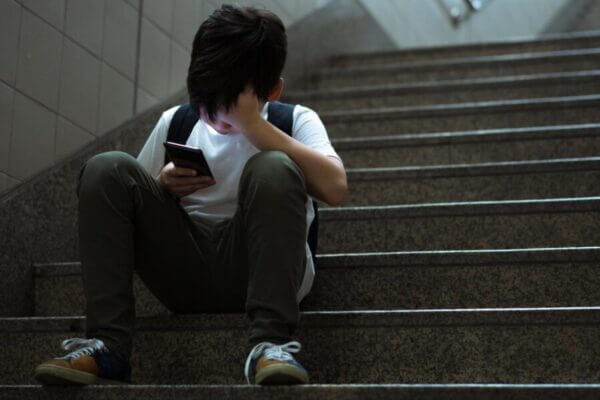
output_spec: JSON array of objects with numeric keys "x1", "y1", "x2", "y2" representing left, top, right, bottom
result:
[
  {"x1": 319, "y1": 211, "x2": 600, "y2": 253},
  {"x1": 315, "y1": 57, "x2": 600, "y2": 88},
  {"x1": 4, "y1": 323, "x2": 599, "y2": 384},
  {"x1": 34, "y1": 261, "x2": 600, "y2": 317},
  {"x1": 337, "y1": 134, "x2": 600, "y2": 168},
  {"x1": 330, "y1": 35, "x2": 600, "y2": 66},
  {"x1": 346, "y1": 170, "x2": 600, "y2": 205},
  {"x1": 325, "y1": 105, "x2": 599, "y2": 137},
  {"x1": 5, "y1": 386, "x2": 600, "y2": 400},
  {"x1": 292, "y1": 80, "x2": 600, "y2": 111}
]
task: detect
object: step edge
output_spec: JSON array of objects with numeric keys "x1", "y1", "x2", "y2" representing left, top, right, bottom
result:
[
  {"x1": 4, "y1": 307, "x2": 600, "y2": 332},
  {"x1": 331, "y1": 123, "x2": 600, "y2": 149},
  {"x1": 34, "y1": 246, "x2": 600, "y2": 275},
  {"x1": 286, "y1": 70, "x2": 600, "y2": 100},
  {"x1": 319, "y1": 48, "x2": 600, "y2": 76}
]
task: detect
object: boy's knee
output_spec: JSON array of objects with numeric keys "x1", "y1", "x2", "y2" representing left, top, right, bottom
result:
[
  {"x1": 78, "y1": 151, "x2": 139, "y2": 195},
  {"x1": 242, "y1": 151, "x2": 305, "y2": 190}
]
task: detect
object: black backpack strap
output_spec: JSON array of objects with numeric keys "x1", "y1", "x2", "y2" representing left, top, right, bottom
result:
[
  {"x1": 267, "y1": 101, "x2": 295, "y2": 136},
  {"x1": 164, "y1": 104, "x2": 199, "y2": 165},
  {"x1": 267, "y1": 101, "x2": 319, "y2": 266}
]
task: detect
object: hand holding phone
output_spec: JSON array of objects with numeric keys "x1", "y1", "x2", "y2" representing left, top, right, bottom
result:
[
  {"x1": 163, "y1": 141, "x2": 214, "y2": 179},
  {"x1": 158, "y1": 142, "x2": 216, "y2": 198}
]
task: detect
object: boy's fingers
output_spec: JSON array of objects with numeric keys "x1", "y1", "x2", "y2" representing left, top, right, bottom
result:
[
  {"x1": 168, "y1": 166, "x2": 197, "y2": 176},
  {"x1": 170, "y1": 176, "x2": 214, "y2": 186},
  {"x1": 174, "y1": 183, "x2": 214, "y2": 194}
]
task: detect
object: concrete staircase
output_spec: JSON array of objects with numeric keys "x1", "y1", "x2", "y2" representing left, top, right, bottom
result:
[{"x1": 3, "y1": 30, "x2": 600, "y2": 399}]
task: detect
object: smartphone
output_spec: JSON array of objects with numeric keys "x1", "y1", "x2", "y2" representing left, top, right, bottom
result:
[{"x1": 163, "y1": 141, "x2": 214, "y2": 179}]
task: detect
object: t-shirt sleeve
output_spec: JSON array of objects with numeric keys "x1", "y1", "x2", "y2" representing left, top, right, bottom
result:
[
  {"x1": 292, "y1": 105, "x2": 342, "y2": 162},
  {"x1": 136, "y1": 106, "x2": 178, "y2": 178}
]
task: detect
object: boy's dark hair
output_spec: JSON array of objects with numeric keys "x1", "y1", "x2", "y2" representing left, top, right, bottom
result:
[{"x1": 187, "y1": 4, "x2": 287, "y2": 121}]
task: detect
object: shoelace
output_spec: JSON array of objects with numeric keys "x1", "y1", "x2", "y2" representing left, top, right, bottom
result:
[
  {"x1": 58, "y1": 337, "x2": 108, "y2": 360},
  {"x1": 244, "y1": 341, "x2": 301, "y2": 384}
]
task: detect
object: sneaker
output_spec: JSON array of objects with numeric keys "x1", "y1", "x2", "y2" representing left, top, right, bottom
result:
[
  {"x1": 34, "y1": 337, "x2": 131, "y2": 385},
  {"x1": 244, "y1": 340, "x2": 309, "y2": 385}
]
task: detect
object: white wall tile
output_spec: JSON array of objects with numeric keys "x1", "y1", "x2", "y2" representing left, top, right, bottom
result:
[
  {"x1": 124, "y1": 0, "x2": 139, "y2": 9},
  {"x1": 136, "y1": 87, "x2": 158, "y2": 114},
  {"x1": 0, "y1": 82, "x2": 14, "y2": 172},
  {"x1": 0, "y1": 172, "x2": 7, "y2": 194},
  {"x1": 65, "y1": 0, "x2": 105, "y2": 56},
  {"x1": 172, "y1": 0, "x2": 199, "y2": 49},
  {"x1": 138, "y1": 18, "x2": 170, "y2": 98},
  {"x1": 98, "y1": 63, "x2": 134, "y2": 134},
  {"x1": 16, "y1": 10, "x2": 63, "y2": 110},
  {"x1": 6, "y1": 174, "x2": 21, "y2": 191},
  {"x1": 9, "y1": 93, "x2": 56, "y2": 180},
  {"x1": 55, "y1": 116, "x2": 95, "y2": 160},
  {"x1": 103, "y1": 0, "x2": 138, "y2": 80},
  {"x1": 0, "y1": 0, "x2": 22, "y2": 85},
  {"x1": 58, "y1": 39, "x2": 101, "y2": 134},
  {"x1": 0, "y1": 172, "x2": 21, "y2": 195},
  {"x1": 169, "y1": 41, "x2": 189, "y2": 94},
  {"x1": 144, "y1": 0, "x2": 173, "y2": 32},
  {"x1": 21, "y1": 0, "x2": 66, "y2": 30}
]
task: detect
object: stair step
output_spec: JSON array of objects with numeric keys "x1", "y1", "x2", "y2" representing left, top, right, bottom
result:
[
  {"x1": 286, "y1": 71, "x2": 600, "y2": 111},
  {"x1": 3, "y1": 307, "x2": 600, "y2": 384},
  {"x1": 345, "y1": 157, "x2": 600, "y2": 205},
  {"x1": 322, "y1": 95, "x2": 600, "y2": 137},
  {"x1": 330, "y1": 30, "x2": 600, "y2": 66},
  {"x1": 333, "y1": 124, "x2": 600, "y2": 168},
  {"x1": 4, "y1": 383, "x2": 600, "y2": 400},
  {"x1": 315, "y1": 48, "x2": 600, "y2": 88},
  {"x1": 319, "y1": 196, "x2": 600, "y2": 253},
  {"x1": 33, "y1": 247, "x2": 600, "y2": 316}
]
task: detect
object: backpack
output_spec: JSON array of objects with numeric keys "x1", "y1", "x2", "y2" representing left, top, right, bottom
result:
[{"x1": 164, "y1": 101, "x2": 319, "y2": 266}]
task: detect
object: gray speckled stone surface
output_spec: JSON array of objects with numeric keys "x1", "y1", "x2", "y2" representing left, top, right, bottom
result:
[
  {"x1": 5, "y1": 384, "x2": 600, "y2": 400},
  {"x1": 286, "y1": 71, "x2": 600, "y2": 111},
  {"x1": 2, "y1": 309, "x2": 600, "y2": 384},
  {"x1": 315, "y1": 49, "x2": 600, "y2": 88},
  {"x1": 34, "y1": 258, "x2": 600, "y2": 315},
  {"x1": 319, "y1": 197, "x2": 600, "y2": 252},
  {"x1": 323, "y1": 96, "x2": 600, "y2": 137},
  {"x1": 334, "y1": 124, "x2": 600, "y2": 167},
  {"x1": 346, "y1": 169, "x2": 600, "y2": 205},
  {"x1": 329, "y1": 30, "x2": 600, "y2": 66}
]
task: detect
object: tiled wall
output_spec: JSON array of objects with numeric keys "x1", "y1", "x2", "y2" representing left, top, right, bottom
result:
[{"x1": 0, "y1": 0, "x2": 329, "y2": 197}]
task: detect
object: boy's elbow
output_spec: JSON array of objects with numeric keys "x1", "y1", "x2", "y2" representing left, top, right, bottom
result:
[{"x1": 324, "y1": 178, "x2": 348, "y2": 207}]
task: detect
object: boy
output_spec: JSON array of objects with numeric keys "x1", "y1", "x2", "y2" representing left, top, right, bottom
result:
[{"x1": 34, "y1": 4, "x2": 346, "y2": 386}]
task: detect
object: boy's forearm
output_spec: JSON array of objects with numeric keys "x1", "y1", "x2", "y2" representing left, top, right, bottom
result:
[{"x1": 243, "y1": 118, "x2": 348, "y2": 206}]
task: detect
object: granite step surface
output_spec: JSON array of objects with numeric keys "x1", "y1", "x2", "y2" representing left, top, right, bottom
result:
[
  {"x1": 314, "y1": 48, "x2": 600, "y2": 88},
  {"x1": 330, "y1": 30, "x2": 600, "y2": 66},
  {"x1": 333, "y1": 124, "x2": 600, "y2": 168},
  {"x1": 3, "y1": 307, "x2": 600, "y2": 384},
  {"x1": 4, "y1": 384, "x2": 600, "y2": 400},
  {"x1": 321, "y1": 95, "x2": 600, "y2": 137},
  {"x1": 33, "y1": 247, "x2": 600, "y2": 316},
  {"x1": 318, "y1": 196, "x2": 600, "y2": 253},
  {"x1": 286, "y1": 70, "x2": 600, "y2": 111},
  {"x1": 345, "y1": 157, "x2": 600, "y2": 205}
]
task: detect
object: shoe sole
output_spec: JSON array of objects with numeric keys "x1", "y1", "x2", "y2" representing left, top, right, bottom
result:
[
  {"x1": 34, "y1": 364, "x2": 128, "y2": 385},
  {"x1": 255, "y1": 364, "x2": 309, "y2": 385}
]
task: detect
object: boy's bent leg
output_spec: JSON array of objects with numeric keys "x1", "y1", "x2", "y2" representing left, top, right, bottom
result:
[
  {"x1": 220, "y1": 151, "x2": 308, "y2": 348},
  {"x1": 77, "y1": 151, "x2": 216, "y2": 361}
]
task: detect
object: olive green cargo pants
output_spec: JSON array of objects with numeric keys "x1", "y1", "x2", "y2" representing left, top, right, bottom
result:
[{"x1": 76, "y1": 150, "x2": 307, "y2": 361}]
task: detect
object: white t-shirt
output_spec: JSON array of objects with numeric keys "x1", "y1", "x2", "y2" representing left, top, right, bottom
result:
[{"x1": 136, "y1": 102, "x2": 341, "y2": 303}]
